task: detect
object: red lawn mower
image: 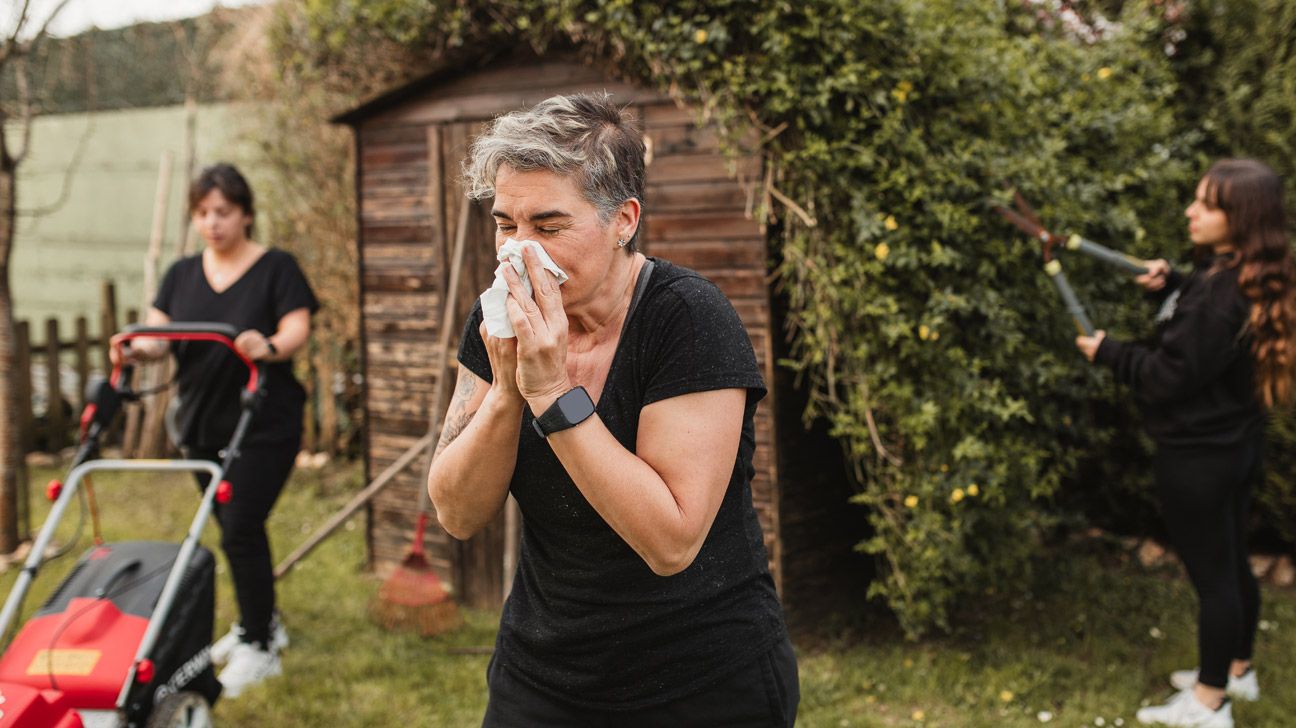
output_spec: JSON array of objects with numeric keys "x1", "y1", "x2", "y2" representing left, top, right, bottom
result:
[{"x1": 0, "y1": 324, "x2": 264, "y2": 728}]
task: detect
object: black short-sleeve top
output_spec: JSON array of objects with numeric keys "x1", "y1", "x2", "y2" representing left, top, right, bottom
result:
[
  {"x1": 457, "y1": 257, "x2": 786, "y2": 710},
  {"x1": 153, "y1": 249, "x2": 318, "y2": 449}
]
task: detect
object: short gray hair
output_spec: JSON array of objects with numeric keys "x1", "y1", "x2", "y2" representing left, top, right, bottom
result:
[{"x1": 465, "y1": 93, "x2": 646, "y2": 251}]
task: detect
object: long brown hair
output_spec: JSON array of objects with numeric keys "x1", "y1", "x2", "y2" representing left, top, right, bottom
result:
[{"x1": 1202, "y1": 159, "x2": 1296, "y2": 407}]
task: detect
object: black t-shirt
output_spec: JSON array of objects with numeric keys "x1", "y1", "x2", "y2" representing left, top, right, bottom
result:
[
  {"x1": 458, "y1": 257, "x2": 786, "y2": 710},
  {"x1": 153, "y1": 249, "x2": 319, "y2": 449}
]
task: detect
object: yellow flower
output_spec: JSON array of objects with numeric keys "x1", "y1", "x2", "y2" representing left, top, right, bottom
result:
[
  {"x1": 904, "y1": 495, "x2": 919, "y2": 508},
  {"x1": 903, "y1": 658, "x2": 914, "y2": 668},
  {"x1": 967, "y1": 484, "x2": 980, "y2": 497},
  {"x1": 884, "y1": 215, "x2": 899, "y2": 231},
  {"x1": 939, "y1": 463, "x2": 949, "y2": 473},
  {"x1": 694, "y1": 29, "x2": 708, "y2": 44},
  {"x1": 1097, "y1": 67, "x2": 1113, "y2": 80},
  {"x1": 912, "y1": 710, "x2": 926, "y2": 722},
  {"x1": 866, "y1": 695, "x2": 878, "y2": 705},
  {"x1": 999, "y1": 690, "x2": 1015, "y2": 703},
  {"x1": 930, "y1": 330, "x2": 940, "y2": 341},
  {"x1": 892, "y1": 80, "x2": 914, "y2": 104},
  {"x1": 951, "y1": 488, "x2": 965, "y2": 504},
  {"x1": 875, "y1": 242, "x2": 890, "y2": 261},
  {"x1": 918, "y1": 325, "x2": 931, "y2": 340}
]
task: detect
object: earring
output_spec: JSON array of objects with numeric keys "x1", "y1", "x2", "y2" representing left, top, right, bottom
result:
[{"x1": 616, "y1": 238, "x2": 629, "y2": 248}]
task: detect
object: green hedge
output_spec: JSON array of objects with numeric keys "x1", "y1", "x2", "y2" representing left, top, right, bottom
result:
[{"x1": 277, "y1": 0, "x2": 1284, "y2": 636}]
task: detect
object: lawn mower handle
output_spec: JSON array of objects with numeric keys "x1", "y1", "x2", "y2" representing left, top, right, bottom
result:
[{"x1": 112, "y1": 322, "x2": 265, "y2": 396}]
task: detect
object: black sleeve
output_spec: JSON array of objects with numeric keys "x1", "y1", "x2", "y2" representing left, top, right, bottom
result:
[
  {"x1": 642, "y1": 276, "x2": 766, "y2": 407},
  {"x1": 271, "y1": 251, "x2": 320, "y2": 319},
  {"x1": 457, "y1": 299, "x2": 492, "y2": 383},
  {"x1": 1144, "y1": 268, "x2": 1186, "y2": 306},
  {"x1": 153, "y1": 260, "x2": 182, "y2": 316},
  {"x1": 1095, "y1": 277, "x2": 1248, "y2": 404}
]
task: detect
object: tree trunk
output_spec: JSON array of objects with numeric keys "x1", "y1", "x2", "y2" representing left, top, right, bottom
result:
[{"x1": 0, "y1": 166, "x2": 23, "y2": 552}]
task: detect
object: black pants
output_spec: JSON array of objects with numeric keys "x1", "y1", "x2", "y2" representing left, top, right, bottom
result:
[
  {"x1": 1153, "y1": 437, "x2": 1262, "y2": 689},
  {"x1": 482, "y1": 636, "x2": 799, "y2": 727},
  {"x1": 190, "y1": 439, "x2": 298, "y2": 647}
]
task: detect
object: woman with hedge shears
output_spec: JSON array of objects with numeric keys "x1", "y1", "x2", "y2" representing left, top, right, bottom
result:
[{"x1": 1075, "y1": 159, "x2": 1293, "y2": 728}]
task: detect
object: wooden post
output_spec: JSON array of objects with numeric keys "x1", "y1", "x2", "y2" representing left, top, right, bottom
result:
[
  {"x1": 136, "y1": 151, "x2": 177, "y2": 458},
  {"x1": 99, "y1": 281, "x2": 120, "y2": 446},
  {"x1": 99, "y1": 281, "x2": 118, "y2": 376},
  {"x1": 74, "y1": 316, "x2": 90, "y2": 410},
  {"x1": 44, "y1": 318, "x2": 64, "y2": 453},
  {"x1": 143, "y1": 151, "x2": 173, "y2": 306},
  {"x1": 14, "y1": 320, "x2": 33, "y2": 454},
  {"x1": 121, "y1": 310, "x2": 141, "y2": 457}
]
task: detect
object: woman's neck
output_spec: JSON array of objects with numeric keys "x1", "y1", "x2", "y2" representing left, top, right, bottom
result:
[
  {"x1": 567, "y1": 253, "x2": 643, "y2": 339},
  {"x1": 205, "y1": 237, "x2": 257, "y2": 263}
]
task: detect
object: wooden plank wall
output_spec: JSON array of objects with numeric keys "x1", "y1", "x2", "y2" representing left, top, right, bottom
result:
[
  {"x1": 355, "y1": 58, "x2": 781, "y2": 605},
  {"x1": 636, "y1": 101, "x2": 781, "y2": 590}
]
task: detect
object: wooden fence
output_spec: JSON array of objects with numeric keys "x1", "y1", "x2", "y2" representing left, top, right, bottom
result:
[
  {"x1": 15, "y1": 281, "x2": 135, "y2": 454},
  {"x1": 16, "y1": 279, "x2": 357, "y2": 458}
]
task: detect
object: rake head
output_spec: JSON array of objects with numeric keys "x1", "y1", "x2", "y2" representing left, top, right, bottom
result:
[{"x1": 368, "y1": 513, "x2": 462, "y2": 637}]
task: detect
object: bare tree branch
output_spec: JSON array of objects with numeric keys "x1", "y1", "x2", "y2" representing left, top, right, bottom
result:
[
  {"x1": 0, "y1": 0, "x2": 35, "y2": 65},
  {"x1": 17, "y1": 116, "x2": 94, "y2": 219},
  {"x1": 6, "y1": 0, "x2": 76, "y2": 165},
  {"x1": 8, "y1": 0, "x2": 34, "y2": 42},
  {"x1": 21, "y1": 0, "x2": 74, "y2": 55},
  {"x1": 12, "y1": 55, "x2": 33, "y2": 166}
]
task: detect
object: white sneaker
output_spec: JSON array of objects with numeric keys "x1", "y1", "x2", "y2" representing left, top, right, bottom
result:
[
  {"x1": 218, "y1": 642, "x2": 282, "y2": 699},
  {"x1": 1137, "y1": 690, "x2": 1233, "y2": 727},
  {"x1": 211, "y1": 614, "x2": 290, "y2": 665},
  {"x1": 1169, "y1": 668, "x2": 1259, "y2": 701}
]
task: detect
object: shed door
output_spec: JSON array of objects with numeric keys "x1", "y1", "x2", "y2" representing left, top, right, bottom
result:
[{"x1": 426, "y1": 120, "x2": 518, "y2": 610}]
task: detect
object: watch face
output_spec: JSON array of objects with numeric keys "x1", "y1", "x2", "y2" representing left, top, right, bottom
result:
[{"x1": 558, "y1": 387, "x2": 596, "y2": 423}]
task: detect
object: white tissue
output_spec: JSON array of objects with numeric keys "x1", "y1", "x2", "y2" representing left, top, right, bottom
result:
[{"x1": 480, "y1": 238, "x2": 569, "y2": 338}]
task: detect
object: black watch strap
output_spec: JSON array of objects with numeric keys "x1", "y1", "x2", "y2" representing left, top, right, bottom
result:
[{"x1": 532, "y1": 386, "x2": 596, "y2": 438}]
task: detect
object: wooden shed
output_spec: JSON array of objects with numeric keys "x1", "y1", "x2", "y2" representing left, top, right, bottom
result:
[{"x1": 334, "y1": 52, "x2": 865, "y2": 623}]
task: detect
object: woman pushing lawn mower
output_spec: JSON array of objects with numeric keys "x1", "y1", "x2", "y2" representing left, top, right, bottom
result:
[
  {"x1": 1074, "y1": 159, "x2": 1294, "y2": 728},
  {"x1": 112, "y1": 163, "x2": 318, "y2": 699}
]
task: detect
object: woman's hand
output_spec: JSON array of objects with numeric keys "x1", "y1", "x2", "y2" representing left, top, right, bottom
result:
[
  {"x1": 502, "y1": 247, "x2": 571, "y2": 409},
  {"x1": 1075, "y1": 330, "x2": 1106, "y2": 362},
  {"x1": 1136, "y1": 259, "x2": 1171, "y2": 291},
  {"x1": 480, "y1": 321, "x2": 526, "y2": 406},
  {"x1": 108, "y1": 333, "x2": 136, "y2": 367},
  {"x1": 234, "y1": 330, "x2": 276, "y2": 361}
]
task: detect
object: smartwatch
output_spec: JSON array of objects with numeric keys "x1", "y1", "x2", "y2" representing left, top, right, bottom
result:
[{"x1": 532, "y1": 386, "x2": 596, "y2": 438}]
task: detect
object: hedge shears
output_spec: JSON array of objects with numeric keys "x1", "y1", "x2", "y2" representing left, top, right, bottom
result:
[{"x1": 993, "y1": 191, "x2": 1148, "y2": 336}]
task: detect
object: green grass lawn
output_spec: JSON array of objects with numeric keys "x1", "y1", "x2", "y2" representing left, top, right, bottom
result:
[{"x1": 3, "y1": 458, "x2": 1294, "y2": 727}]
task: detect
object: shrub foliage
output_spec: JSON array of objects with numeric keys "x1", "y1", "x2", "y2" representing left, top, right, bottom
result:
[{"x1": 264, "y1": 0, "x2": 1289, "y2": 635}]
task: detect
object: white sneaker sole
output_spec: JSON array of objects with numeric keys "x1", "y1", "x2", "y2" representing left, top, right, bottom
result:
[{"x1": 1168, "y1": 669, "x2": 1259, "y2": 702}]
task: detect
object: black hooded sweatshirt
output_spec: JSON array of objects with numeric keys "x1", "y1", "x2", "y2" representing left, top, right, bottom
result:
[{"x1": 1094, "y1": 255, "x2": 1265, "y2": 447}]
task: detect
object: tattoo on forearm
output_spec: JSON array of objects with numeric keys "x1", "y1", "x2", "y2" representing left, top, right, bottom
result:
[
  {"x1": 435, "y1": 411, "x2": 475, "y2": 457},
  {"x1": 434, "y1": 372, "x2": 479, "y2": 457},
  {"x1": 454, "y1": 370, "x2": 477, "y2": 400}
]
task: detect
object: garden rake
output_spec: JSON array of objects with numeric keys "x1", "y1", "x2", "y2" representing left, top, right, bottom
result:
[{"x1": 367, "y1": 199, "x2": 472, "y2": 637}]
